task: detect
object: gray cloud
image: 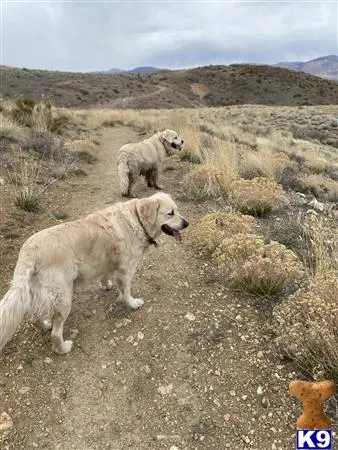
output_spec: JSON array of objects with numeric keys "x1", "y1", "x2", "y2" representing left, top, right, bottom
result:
[{"x1": 1, "y1": 1, "x2": 337, "y2": 72}]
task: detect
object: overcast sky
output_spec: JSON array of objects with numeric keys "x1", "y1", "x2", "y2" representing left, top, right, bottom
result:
[{"x1": 1, "y1": 1, "x2": 337, "y2": 72}]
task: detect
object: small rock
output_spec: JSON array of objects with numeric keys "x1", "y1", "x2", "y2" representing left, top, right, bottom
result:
[
  {"x1": 257, "y1": 386, "x2": 264, "y2": 396},
  {"x1": 158, "y1": 383, "x2": 173, "y2": 395},
  {"x1": 70, "y1": 329, "x2": 79, "y2": 339},
  {"x1": 307, "y1": 197, "x2": 325, "y2": 212},
  {"x1": 170, "y1": 447, "x2": 179, "y2": 450},
  {"x1": 241, "y1": 435, "x2": 251, "y2": 444},
  {"x1": 143, "y1": 365, "x2": 151, "y2": 374},
  {"x1": 230, "y1": 390, "x2": 236, "y2": 397},
  {"x1": 19, "y1": 386, "x2": 30, "y2": 395},
  {"x1": 44, "y1": 357, "x2": 53, "y2": 364},
  {"x1": 51, "y1": 386, "x2": 67, "y2": 400},
  {"x1": 224, "y1": 413, "x2": 231, "y2": 421},
  {"x1": 261, "y1": 396, "x2": 270, "y2": 408},
  {"x1": 137, "y1": 332, "x2": 144, "y2": 340},
  {"x1": 0, "y1": 412, "x2": 13, "y2": 431},
  {"x1": 0, "y1": 177, "x2": 5, "y2": 186},
  {"x1": 184, "y1": 312, "x2": 196, "y2": 321}
]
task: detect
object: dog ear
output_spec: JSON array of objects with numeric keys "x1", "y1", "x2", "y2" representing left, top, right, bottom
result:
[
  {"x1": 162, "y1": 129, "x2": 174, "y2": 143},
  {"x1": 138, "y1": 197, "x2": 160, "y2": 226}
]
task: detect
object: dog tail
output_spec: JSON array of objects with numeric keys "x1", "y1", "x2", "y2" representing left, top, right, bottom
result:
[
  {"x1": 0, "y1": 263, "x2": 34, "y2": 353},
  {"x1": 117, "y1": 152, "x2": 130, "y2": 196}
]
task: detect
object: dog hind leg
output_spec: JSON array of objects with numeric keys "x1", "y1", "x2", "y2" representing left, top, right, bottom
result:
[
  {"x1": 145, "y1": 170, "x2": 154, "y2": 187},
  {"x1": 50, "y1": 288, "x2": 73, "y2": 354},
  {"x1": 126, "y1": 173, "x2": 136, "y2": 198}
]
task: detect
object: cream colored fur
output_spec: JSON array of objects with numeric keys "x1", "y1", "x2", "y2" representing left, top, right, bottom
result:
[
  {"x1": 117, "y1": 129, "x2": 184, "y2": 197},
  {"x1": 0, "y1": 192, "x2": 188, "y2": 355}
]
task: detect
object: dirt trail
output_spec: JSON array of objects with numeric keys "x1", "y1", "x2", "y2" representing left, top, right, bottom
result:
[
  {"x1": 100, "y1": 86, "x2": 168, "y2": 109},
  {"x1": 1, "y1": 126, "x2": 299, "y2": 450}
]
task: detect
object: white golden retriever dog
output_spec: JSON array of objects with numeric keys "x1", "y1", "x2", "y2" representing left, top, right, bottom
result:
[
  {"x1": 117, "y1": 129, "x2": 184, "y2": 198},
  {"x1": 0, "y1": 192, "x2": 189, "y2": 355}
]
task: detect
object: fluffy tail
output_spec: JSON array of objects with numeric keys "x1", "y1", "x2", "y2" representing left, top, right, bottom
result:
[
  {"x1": 0, "y1": 274, "x2": 32, "y2": 353},
  {"x1": 117, "y1": 153, "x2": 130, "y2": 196}
]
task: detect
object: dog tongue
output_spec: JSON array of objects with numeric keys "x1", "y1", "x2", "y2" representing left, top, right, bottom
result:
[{"x1": 173, "y1": 231, "x2": 182, "y2": 242}]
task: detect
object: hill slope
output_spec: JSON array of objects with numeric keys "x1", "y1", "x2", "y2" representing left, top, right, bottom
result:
[
  {"x1": 1, "y1": 64, "x2": 337, "y2": 109},
  {"x1": 274, "y1": 55, "x2": 338, "y2": 81}
]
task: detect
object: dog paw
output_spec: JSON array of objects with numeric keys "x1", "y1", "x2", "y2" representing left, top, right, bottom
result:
[
  {"x1": 100, "y1": 280, "x2": 113, "y2": 290},
  {"x1": 54, "y1": 340, "x2": 73, "y2": 354},
  {"x1": 126, "y1": 298, "x2": 144, "y2": 309},
  {"x1": 154, "y1": 185, "x2": 163, "y2": 190}
]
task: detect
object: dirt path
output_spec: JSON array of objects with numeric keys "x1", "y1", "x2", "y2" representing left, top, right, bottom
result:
[
  {"x1": 1, "y1": 126, "x2": 299, "y2": 450},
  {"x1": 100, "y1": 86, "x2": 169, "y2": 109}
]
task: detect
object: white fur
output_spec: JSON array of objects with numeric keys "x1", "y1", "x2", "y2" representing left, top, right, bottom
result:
[
  {"x1": 116, "y1": 129, "x2": 184, "y2": 197},
  {"x1": 0, "y1": 192, "x2": 188, "y2": 355}
]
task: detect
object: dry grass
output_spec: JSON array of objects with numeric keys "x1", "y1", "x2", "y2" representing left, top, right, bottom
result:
[
  {"x1": 273, "y1": 274, "x2": 338, "y2": 381},
  {"x1": 213, "y1": 234, "x2": 304, "y2": 296},
  {"x1": 74, "y1": 107, "x2": 338, "y2": 206},
  {"x1": 297, "y1": 173, "x2": 338, "y2": 202},
  {"x1": 187, "y1": 212, "x2": 255, "y2": 255},
  {"x1": 229, "y1": 177, "x2": 288, "y2": 216},
  {"x1": 9, "y1": 152, "x2": 43, "y2": 212},
  {"x1": 182, "y1": 164, "x2": 235, "y2": 201},
  {"x1": 0, "y1": 114, "x2": 22, "y2": 149},
  {"x1": 297, "y1": 213, "x2": 338, "y2": 276}
]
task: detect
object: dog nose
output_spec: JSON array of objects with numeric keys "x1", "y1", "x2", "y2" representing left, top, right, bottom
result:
[
  {"x1": 181, "y1": 140, "x2": 184, "y2": 144},
  {"x1": 182, "y1": 218, "x2": 189, "y2": 228}
]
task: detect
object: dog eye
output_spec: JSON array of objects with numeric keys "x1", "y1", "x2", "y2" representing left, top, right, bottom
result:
[{"x1": 168, "y1": 210, "x2": 174, "y2": 216}]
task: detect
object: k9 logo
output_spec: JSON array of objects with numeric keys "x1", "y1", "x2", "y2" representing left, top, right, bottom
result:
[{"x1": 296, "y1": 430, "x2": 332, "y2": 449}]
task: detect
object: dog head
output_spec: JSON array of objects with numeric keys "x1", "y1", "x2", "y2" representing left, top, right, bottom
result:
[
  {"x1": 138, "y1": 192, "x2": 189, "y2": 242},
  {"x1": 159, "y1": 129, "x2": 184, "y2": 154}
]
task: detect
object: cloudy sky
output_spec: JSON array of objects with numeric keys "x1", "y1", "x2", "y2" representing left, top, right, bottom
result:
[{"x1": 1, "y1": 0, "x2": 337, "y2": 72}]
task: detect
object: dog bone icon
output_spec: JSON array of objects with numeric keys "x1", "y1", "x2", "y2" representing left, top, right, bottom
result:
[{"x1": 289, "y1": 380, "x2": 336, "y2": 429}]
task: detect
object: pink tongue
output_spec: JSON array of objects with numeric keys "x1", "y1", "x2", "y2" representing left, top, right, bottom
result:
[{"x1": 173, "y1": 231, "x2": 182, "y2": 242}]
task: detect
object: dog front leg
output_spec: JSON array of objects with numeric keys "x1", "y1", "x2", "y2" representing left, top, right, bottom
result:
[{"x1": 116, "y1": 270, "x2": 144, "y2": 309}]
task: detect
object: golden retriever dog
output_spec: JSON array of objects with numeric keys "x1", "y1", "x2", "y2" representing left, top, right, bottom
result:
[
  {"x1": 0, "y1": 192, "x2": 188, "y2": 355},
  {"x1": 117, "y1": 129, "x2": 184, "y2": 197}
]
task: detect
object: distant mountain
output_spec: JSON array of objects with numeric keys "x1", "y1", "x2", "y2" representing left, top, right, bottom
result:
[
  {"x1": 273, "y1": 55, "x2": 338, "y2": 81},
  {"x1": 107, "y1": 68, "x2": 125, "y2": 74},
  {"x1": 106, "y1": 66, "x2": 166, "y2": 74}
]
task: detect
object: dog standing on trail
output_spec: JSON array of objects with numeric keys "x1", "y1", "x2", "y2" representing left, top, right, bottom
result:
[
  {"x1": 0, "y1": 192, "x2": 189, "y2": 355},
  {"x1": 117, "y1": 129, "x2": 184, "y2": 198}
]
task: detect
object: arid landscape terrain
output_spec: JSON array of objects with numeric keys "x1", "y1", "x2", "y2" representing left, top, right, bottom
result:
[
  {"x1": 1, "y1": 63, "x2": 337, "y2": 109},
  {"x1": 0, "y1": 66, "x2": 337, "y2": 449}
]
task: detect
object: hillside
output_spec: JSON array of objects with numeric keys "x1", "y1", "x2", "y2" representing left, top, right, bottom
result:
[
  {"x1": 1, "y1": 64, "x2": 337, "y2": 109},
  {"x1": 274, "y1": 55, "x2": 338, "y2": 81}
]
